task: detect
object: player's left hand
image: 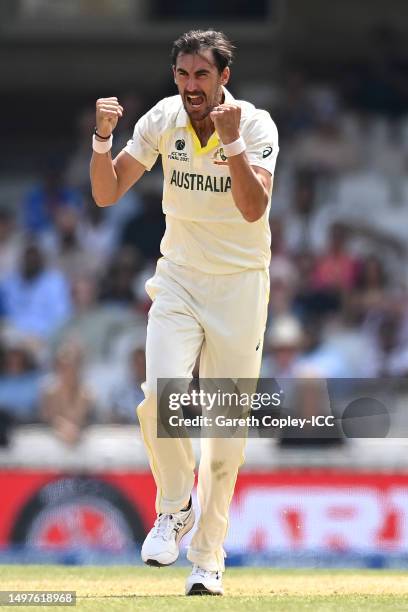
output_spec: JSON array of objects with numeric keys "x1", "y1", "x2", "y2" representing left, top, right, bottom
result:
[{"x1": 210, "y1": 104, "x2": 241, "y2": 144}]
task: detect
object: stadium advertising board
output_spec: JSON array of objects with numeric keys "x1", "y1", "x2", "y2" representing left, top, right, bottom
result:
[{"x1": 1, "y1": 471, "x2": 407, "y2": 555}]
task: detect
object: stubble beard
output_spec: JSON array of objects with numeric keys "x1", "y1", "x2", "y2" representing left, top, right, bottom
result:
[{"x1": 183, "y1": 84, "x2": 224, "y2": 124}]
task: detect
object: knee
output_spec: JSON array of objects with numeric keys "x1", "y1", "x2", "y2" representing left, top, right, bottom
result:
[{"x1": 137, "y1": 389, "x2": 157, "y2": 422}]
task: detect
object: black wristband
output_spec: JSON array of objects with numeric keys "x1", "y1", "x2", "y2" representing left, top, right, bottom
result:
[{"x1": 94, "y1": 127, "x2": 111, "y2": 140}]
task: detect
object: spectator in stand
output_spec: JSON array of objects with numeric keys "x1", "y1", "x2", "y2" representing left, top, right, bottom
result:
[
  {"x1": 43, "y1": 206, "x2": 94, "y2": 281},
  {"x1": 268, "y1": 214, "x2": 301, "y2": 325},
  {"x1": 319, "y1": 309, "x2": 379, "y2": 378},
  {"x1": 0, "y1": 209, "x2": 24, "y2": 281},
  {"x1": 0, "y1": 332, "x2": 42, "y2": 423},
  {"x1": 296, "y1": 316, "x2": 350, "y2": 377},
  {"x1": 291, "y1": 88, "x2": 360, "y2": 175},
  {"x1": 120, "y1": 190, "x2": 166, "y2": 261},
  {"x1": 22, "y1": 163, "x2": 82, "y2": 235},
  {"x1": 283, "y1": 171, "x2": 332, "y2": 255},
  {"x1": 349, "y1": 255, "x2": 390, "y2": 319},
  {"x1": 371, "y1": 313, "x2": 408, "y2": 376},
  {"x1": 290, "y1": 220, "x2": 358, "y2": 323},
  {"x1": 109, "y1": 344, "x2": 146, "y2": 423},
  {"x1": 261, "y1": 315, "x2": 344, "y2": 444},
  {"x1": 359, "y1": 306, "x2": 408, "y2": 377},
  {"x1": 263, "y1": 313, "x2": 351, "y2": 379},
  {"x1": 78, "y1": 193, "x2": 118, "y2": 266},
  {"x1": 52, "y1": 275, "x2": 146, "y2": 365},
  {"x1": 268, "y1": 256, "x2": 299, "y2": 321},
  {"x1": 261, "y1": 315, "x2": 304, "y2": 377},
  {"x1": 293, "y1": 250, "x2": 340, "y2": 322},
  {"x1": 43, "y1": 201, "x2": 115, "y2": 281},
  {"x1": 276, "y1": 70, "x2": 314, "y2": 140},
  {"x1": 40, "y1": 341, "x2": 93, "y2": 445},
  {"x1": 99, "y1": 246, "x2": 141, "y2": 307},
  {"x1": 0, "y1": 242, "x2": 72, "y2": 344},
  {"x1": 312, "y1": 222, "x2": 359, "y2": 293},
  {"x1": 349, "y1": 25, "x2": 408, "y2": 117},
  {"x1": 269, "y1": 216, "x2": 287, "y2": 257}
]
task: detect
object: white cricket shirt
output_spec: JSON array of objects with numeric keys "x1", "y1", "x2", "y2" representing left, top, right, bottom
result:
[{"x1": 123, "y1": 88, "x2": 279, "y2": 274}]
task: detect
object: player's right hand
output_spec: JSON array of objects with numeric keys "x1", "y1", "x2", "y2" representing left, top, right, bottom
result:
[{"x1": 95, "y1": 97, "x2": 124, "y2": 138}]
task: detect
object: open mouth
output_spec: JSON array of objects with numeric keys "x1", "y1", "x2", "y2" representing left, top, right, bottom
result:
[{"x1": 186, "y1": 94, "x2": 205, "y2": 108}]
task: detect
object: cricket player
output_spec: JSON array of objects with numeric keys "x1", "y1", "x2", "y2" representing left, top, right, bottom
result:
[{"x1": 90, "y1": 29, "x2": 279, "y2": 595}]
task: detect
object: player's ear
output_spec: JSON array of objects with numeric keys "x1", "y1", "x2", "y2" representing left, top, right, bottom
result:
[
  {"x1": 172, "y1": 65, "x2": 177, "y2": 85},
  {"x1": 220, "y1": 67, "x2": 230, "y2": 86}
]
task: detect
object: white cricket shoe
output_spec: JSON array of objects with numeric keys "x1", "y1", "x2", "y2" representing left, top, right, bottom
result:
[
  {"x1": 185, "y1": 564, "x2": 224, "y2": 596},
  {"x1": 141, "y1": 502, "x2": 195, "y2": 566}
]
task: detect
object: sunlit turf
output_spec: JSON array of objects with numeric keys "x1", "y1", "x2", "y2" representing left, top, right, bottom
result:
[{"x1": 2, "y1": 565, "x2": 408, "y2": 611}]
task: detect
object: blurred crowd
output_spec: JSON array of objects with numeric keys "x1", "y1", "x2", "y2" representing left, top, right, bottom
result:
[{"x1": 1, "y1": 48, "x2": 408, "y2": 444}]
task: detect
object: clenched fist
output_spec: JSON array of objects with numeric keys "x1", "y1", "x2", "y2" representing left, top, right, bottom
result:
[
  {"x1": 210, "y1": 104, "x2": 241, "y2": 144},
  {"x1": 95, "y1": 97, "x2": 124, "y2": 138}
]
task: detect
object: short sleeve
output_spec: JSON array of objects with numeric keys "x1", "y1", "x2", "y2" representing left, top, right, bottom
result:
[
  {"x1": 123, "y1": 102, "x2": 162, "y2": 171},
  {"x1": 243, "y1": 110, "x2": 279, "y2": 176}
]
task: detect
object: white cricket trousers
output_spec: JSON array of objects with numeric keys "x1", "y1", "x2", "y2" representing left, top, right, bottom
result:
[{"x1": 137, "y1": 257, "x2": 269, "y2": 572}]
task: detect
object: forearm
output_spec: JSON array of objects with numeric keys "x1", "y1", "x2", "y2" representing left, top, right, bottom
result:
[
  {"x1": 228, "y1": 153, "x2": 269, "y2": 222},
  {"x1": 210, "y1": 103, "x2": 271, "y2": 222},
  {"x1": 90, "y1": 151, "x2": 119, "y2": 207}
]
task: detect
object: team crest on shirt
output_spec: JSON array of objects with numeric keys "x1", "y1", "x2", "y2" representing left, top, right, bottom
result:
[
  {"x1": 212, "y1": 147, "x2": 228, "y2": 165},
  {"x1": 168, "y1": 139, "x2": 189, "y2": 162}
]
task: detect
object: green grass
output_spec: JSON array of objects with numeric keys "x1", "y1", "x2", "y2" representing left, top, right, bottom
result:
[{"x1": 1, "y1": 566, "x2": 408, "y2": 611}]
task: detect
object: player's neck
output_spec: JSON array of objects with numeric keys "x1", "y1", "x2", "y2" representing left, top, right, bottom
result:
[{"x1": 191, "y1": 117, "x2": 216, "y2": 147}]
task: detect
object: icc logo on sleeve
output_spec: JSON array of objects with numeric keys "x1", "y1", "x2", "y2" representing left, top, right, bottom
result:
[
  {"x1": 262, "y1": 146, "x2": 273, "y2": 158},
  {"x1": 175, "y1": 139, "x2": 185, "y2": 150}
]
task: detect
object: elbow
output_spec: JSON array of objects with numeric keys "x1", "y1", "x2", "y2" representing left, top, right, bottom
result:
[
  {"x1": 242, "y1": 210, "x2": 263, "y2": 223},
  {"x1": 241, "y1": 200, "x2": 268, "y2": 223},
  {"x1": 92, "y1": 191, "x2": 118, "y2": 207},
  {"x1": 238, "y1": 190, "x2": 269, "y2": 223}
]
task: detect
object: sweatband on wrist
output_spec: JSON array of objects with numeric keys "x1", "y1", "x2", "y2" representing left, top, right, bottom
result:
[
  {"x1": 92, "y1": 134, "x2": 113, "y2": 154},
  {"x1": 222, "y1": 136, "x2": 246, "y2": 157}
]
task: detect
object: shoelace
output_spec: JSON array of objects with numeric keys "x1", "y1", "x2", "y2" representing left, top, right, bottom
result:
[
  {"x1": 152, "y1": 513, "x2": 185, "y2": 541},
  {"x1": 193, "y1": 565, "x2": 220, "y2": 580}
]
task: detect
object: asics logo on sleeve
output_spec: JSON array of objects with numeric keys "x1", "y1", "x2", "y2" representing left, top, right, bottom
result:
[{"x1": 262, "y1": 145, "x2": 273, "y2": 158}]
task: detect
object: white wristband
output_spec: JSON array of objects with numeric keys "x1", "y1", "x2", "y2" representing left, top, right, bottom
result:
[
  {"x1": 92, "y1": 134, "x2": 113, "y2": 154},
  {"x1": 221, "y1": 136, "x2": 246, "y2": 157}
]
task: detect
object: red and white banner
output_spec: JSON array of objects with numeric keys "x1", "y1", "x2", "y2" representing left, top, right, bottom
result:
[
  {"x1": 227, "y1": 472, "x2": 408, "y2": 553},
  {"x1": 1, "y1": 470, "x2": 408, "y2": 553}
]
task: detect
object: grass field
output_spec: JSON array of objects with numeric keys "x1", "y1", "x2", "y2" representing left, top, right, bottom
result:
[{"x1": 2, "y1": 566, "x2": 408, "y2": 611}]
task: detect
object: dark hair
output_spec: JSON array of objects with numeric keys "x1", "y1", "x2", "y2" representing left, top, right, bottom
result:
[{"x1": 171, "y1": 30, "x2": 235, "y2": 73}]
